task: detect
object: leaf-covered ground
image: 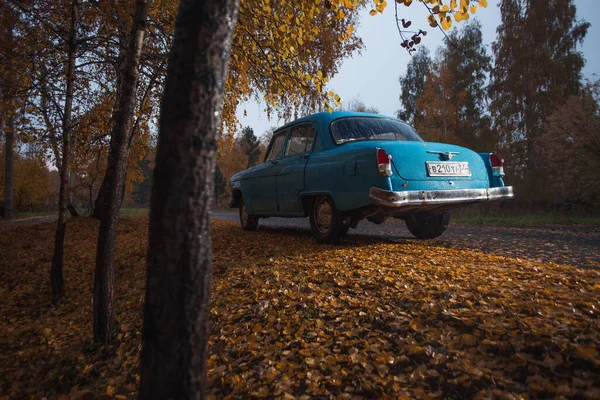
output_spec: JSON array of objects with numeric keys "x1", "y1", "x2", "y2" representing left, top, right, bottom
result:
[{"x1": 0, "y1": 217, "x2": 599, "y2": 399}]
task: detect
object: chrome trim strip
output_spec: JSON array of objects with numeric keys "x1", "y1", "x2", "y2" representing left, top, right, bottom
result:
[
  {"x1": 426, "y1": 150, "x2": 460, "y2": 160},
  {"x1": 369, "y1": 186, "x2": 514, "y2": 208}
]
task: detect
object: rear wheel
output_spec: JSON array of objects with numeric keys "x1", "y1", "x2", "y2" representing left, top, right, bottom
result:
[
  {"x1": 239, "y1": 198, "x2": 259, "y2": 231},
  {"x1": 309, "y1": 195, "x2": 343, "y2": 244},
  {"x1": 405, "y1": 212, "x2": 451, "y2": 239}
]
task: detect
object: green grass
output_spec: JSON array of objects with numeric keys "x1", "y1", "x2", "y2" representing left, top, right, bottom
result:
[
  {"x1": 119, "y1": 208, "x2": 238, "y2": 217},
  {"x1": 12, "y1": 210, "x2": 58, "y2": 220},
  {"x1": 119, "y1": 208, "x2": 149, "y2": 217},
  {"x1": 452, "y1": 215, "x2": 600, "y2": 226},
  {"x1": 5, "y1": 208, "x2": 150, "y2": 221},
  {"x1": 9, "y1": 207, "x2": 600, "y2": 227}
]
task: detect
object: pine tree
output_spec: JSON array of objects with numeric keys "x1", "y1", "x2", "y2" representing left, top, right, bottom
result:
[
  {"x1": 132, "y1": 159, "x2": 153, "y2": 207},
  {"x1": 241, "y1": 126, "x2": 261, "y2": 168},
  {"x1": 214, "y1": 164, "x2": 226, "y2": 205}
]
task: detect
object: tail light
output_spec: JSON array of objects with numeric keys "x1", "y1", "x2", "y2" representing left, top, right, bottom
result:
[
  {"x1": 489, "y1": 153, "x2": 505, "y2": 176},
  {"x1": 377, "y1": 148, "x2": 393, "y2": 177}
]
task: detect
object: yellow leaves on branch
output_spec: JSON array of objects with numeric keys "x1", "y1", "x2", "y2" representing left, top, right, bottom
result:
[
  {"x1": 225, "y1": 0, "x2": 487, "y2": 134},
  {"x1": 161, "y1": 0, "x2": 488, "y2": 135},
  {"x1": 221, "y1": 0, "x2": 362, "y2": 131},
  {"x1": 376, "y1": 0, "x2": 487, "y2": 31},
  {"x1": 325, "y1": 90, "x2": 342, "y2": 113},
  {"x1": 369, "y1": 0, "x2": 387, "y2": 15}
]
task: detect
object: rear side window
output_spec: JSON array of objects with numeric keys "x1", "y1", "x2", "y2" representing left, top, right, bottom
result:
[
  {"x1": 330, "y1": 117, "x2": 423, "y2": 145},
  {"x1": 265, "y1": 132, "x2": 287, "y2": 161},
  {"x1": 285, "y1": 124, "x2": 316, "y2": 156}
]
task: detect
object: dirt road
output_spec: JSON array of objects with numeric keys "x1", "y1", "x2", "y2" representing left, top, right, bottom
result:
[
  {"x1": 3, "y1": 212, "x2": 597, "y2": 269},
  {"x1": 212, "y1": 212, "x2": 600, "y2": 269}
]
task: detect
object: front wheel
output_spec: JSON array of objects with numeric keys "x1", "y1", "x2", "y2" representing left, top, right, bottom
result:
[
  {"x1": 239, "y1": 198, "x2": 259, "y2": 231},
  {"x1": 405, "y1": 212, "x2": 451, "y2": 239},
  {"x1": 309, "y1": 195, "x2": 344, "y2": 244}
]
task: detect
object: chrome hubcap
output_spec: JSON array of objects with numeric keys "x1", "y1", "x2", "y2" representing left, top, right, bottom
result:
[
  {"x1": 241, "y1": 203, "x2": 248, "y2": 225},
  {"x1": 315, "y1": 199, "x2": 332, "y2": 233}
]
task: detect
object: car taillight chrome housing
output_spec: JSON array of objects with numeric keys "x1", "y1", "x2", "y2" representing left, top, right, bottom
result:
[
  {"x1": 489, "y1": 153, "x2": 505, "y2": 176},
  {"x1": 377, "y1": 148, "x2": 393, "y2": 177}
]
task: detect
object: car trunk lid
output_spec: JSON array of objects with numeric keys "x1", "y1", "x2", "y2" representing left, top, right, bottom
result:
[{"x1": 380, "y1": 141, "x2": 487, "y2": 181}]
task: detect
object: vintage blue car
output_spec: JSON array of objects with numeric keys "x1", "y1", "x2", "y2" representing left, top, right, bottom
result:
[{"x1": 229, "y1": 112, "x2": 513, "y2": 244}]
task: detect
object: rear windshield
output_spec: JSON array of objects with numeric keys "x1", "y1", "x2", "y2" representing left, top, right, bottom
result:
[{"x1": 330, "y1": 117, "x2": 423, "y2": 145}]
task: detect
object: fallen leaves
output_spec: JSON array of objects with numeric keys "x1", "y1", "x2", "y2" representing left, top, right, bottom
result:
[
  {"x1": 207, "y1": 221, "x2": 600, "y2": 399},
  {"x1": 0, "y1": 217, "x2": 599, "y2": 399},
  {"x1": 0, "y1": 218, "x2": 147, "y2": 399}
]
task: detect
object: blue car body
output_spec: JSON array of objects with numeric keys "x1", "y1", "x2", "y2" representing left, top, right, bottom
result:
[{"x1": 230, "y1": 112, "x2": 513, "y2": 242}]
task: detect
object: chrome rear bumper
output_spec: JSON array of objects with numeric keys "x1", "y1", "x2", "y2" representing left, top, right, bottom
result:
[{"x1": 369, "y1": 186, "x2": 514, "y2": 209}]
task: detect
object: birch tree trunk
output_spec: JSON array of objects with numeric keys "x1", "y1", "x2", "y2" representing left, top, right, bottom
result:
[
  {"x1": 93, "y1": 0, "x2": 149, "y2": 343},
  {"x1": 50, "y1": 0, "x2": 78, "y2": 303},
  {"x1": 3, "y1": 117, "x2": 13, "y2": 220},
  {"x1": 139, "y1": 0, "x2": 239, "y2": 397}
]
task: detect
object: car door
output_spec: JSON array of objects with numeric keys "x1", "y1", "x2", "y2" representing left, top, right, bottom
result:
[
  {"x1": 244, "y1": 130, "x2": 288, "y2": 212},
  {"x1": 276, "y1": 123, "x2": 316, "y2": 213}
]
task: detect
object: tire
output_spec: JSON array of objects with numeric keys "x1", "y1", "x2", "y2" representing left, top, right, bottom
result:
[
  {"x1": 239, "y1": 198, "x2": 259, "y2": 231},
  {"x1": 309, "y1": 195, "x2": 344, "y2": 244},
  {"x1": 405, "y1": 212, "x2": 451, "y2": 239}
]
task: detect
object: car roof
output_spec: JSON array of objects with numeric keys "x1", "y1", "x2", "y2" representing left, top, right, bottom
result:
[{"x1": 274, "y1": 111, "x2": 402, "y2": 133}]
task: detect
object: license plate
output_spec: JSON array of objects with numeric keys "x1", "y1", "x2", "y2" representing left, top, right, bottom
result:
[{"x1": 426, "y1": 162, "x2": 471, "y2": 177}]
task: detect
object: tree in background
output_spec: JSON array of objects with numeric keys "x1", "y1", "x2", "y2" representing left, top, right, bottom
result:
[
  {"x1": 216, "y1": 126, "x2": 268, "y2": 197},
  {"x1": 415, "y1": 60, "x2": 459, "y2": 143},
  {"x1": 412, "y1": 21, "x2": 492, "y2": 149},
  {"x1": 397, "y1": 47, "x2": 431, "y2": 125},
  {"x1": 214, "y1": 164, "x2": 227, "y2": 206},
  {"x1": 2, "y1": 120, "x2": 13, "y2": 219},
  {"x1": 91, "y1": 0, "x2": 174, "y2": 221},
  {"x1": 240, "y1": 126, "x2": 261, "y2": 168},
  {"x1": 217, "y1": 139, "x2": 246, "y2": 196},
  {"x1": 538, "y1": 80, "x2": 600, "y2": 206},
  {"x1": 0, "y1": 1, "x2": 33, "y2": 220},
  {"x1": 0, "y1": 146, "x2": 54, "y2": 211},
  {"x1": 50, "y1": 0, "x2": 79, "y2": 302},
  {"x1": 489, "y1": 0, "x2": 589, "y2": 199},
  {"x1": 6, "y1": 0, "x2": 125, "y2": 300},
  {"x1": 94, "y1": 0, "x2": 150, "y2": 343},
  {"x1": 132, "y1": 158, "x2": 153, "y2": 207},
  {"x1": 441, "y1": 20, "x2": 493, "y2": 151}
]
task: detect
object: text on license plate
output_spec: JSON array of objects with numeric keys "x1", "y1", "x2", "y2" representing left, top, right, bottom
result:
[{"x1": 426, "y1": 162, "x2": 471, "y2": 177}]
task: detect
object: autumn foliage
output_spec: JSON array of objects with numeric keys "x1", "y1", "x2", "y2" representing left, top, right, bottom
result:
[
  {"x1": 0, "y1": 147, "x2": 56, "y2": 211},
  {"x1": 1, "y1": 217, "x2": 599, "y2": 398}
]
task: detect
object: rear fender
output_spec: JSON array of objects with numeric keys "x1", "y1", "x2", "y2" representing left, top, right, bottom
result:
[{"x1": 478, "y1": 152, "x2": 505, "y2": 188}]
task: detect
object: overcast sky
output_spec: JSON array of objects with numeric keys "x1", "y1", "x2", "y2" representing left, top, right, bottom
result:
[{"x1": 235, "y1": 0, "x2": 600, "y2": 138}]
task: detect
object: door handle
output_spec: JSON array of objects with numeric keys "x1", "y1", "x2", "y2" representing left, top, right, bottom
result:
[
  {"x1": 270, "y1": 160, "x2": 279, "y2": 164},
  {"x1": 298, "y1": 154, "x2": 308, "y2": 159}
]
